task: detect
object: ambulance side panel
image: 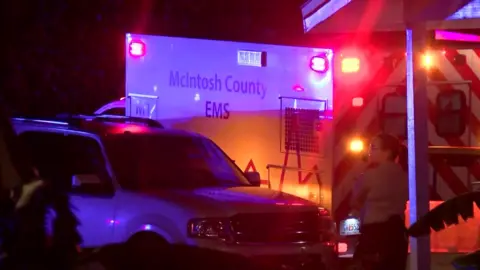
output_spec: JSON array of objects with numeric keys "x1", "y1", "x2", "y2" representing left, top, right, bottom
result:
[{"x1": 125, "y1": 34, "x2": 335, "y2": 209}]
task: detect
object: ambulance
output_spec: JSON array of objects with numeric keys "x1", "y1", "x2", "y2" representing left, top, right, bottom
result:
[
  {"x1": 122, "y1": 33, "x2": 336, "y2": 212},
  {"x1": 96, "y1": 33, "x2": 480, "y2": 257}
]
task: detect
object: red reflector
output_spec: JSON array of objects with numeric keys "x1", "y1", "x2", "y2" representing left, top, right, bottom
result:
[
  {"x1": 352, "y1": 97, "x2": 364, "y2": 107},
  {"x1": 129, "y1": 40, "x2": 146, "y2": 57},
  {"x1": 319, "y1": 207, "x2": 329, "y2": 216},
  {"x1": 338, "y1": 242, "x2": 348, "y2": 253}
]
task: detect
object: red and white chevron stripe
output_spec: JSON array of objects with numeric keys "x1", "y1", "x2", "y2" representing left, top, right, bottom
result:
[{"x1": 332, "y1": 48, "x2": 480, "y2": 220}]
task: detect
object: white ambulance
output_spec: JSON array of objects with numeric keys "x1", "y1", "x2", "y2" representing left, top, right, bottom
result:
[
  {"x1": 122, "y1": 33, "x2": 335, "y2": 211},
  {"x1": 94, "y1": 34, "x2": 339, "y2": 268}
]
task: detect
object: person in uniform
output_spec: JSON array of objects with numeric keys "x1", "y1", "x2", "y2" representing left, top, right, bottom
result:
[{"x1": 350, "y1": 133, "x2": 409, "y2": 270}]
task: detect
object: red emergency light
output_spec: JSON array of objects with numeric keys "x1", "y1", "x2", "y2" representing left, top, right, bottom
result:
[
  {"x1": 310, "y1": 55, "x2": 329, "y2": 73},
  {"x1": 352, "y1": 97, "x2": 364, "y2": 107},
  {"x1": 318, "y1": 207, "x2": 329, "y2": 216},
  {"x1": 341, "y1": 57, "x2": 360, "y2": 73},
  {"x1": 129, "y1": 40, "x2": 146, "y2": 57}
]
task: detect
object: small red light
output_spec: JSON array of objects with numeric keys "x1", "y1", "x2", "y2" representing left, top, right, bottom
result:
[
  {"x1": 338, "y1": 242, "x2": 348, "y2": 253},
  {"x1": 352, "y1": 97, "x2": 364, "y2": 107},
  {"x1": 293, "y1": 85, "x2": 304, "y2": 92},
  {"x1": 129, "y1": 40, "x2": 146, "y2": 57},
  {"x1": 319, "y1": 207, "x2": 329, "y2": 216},
  {"x1": 310, "y1": 56, "x2": 329, "y2": 73}
]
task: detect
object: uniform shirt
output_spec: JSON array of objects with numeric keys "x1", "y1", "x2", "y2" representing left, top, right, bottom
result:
[{"x1": 351, "y1": 161, "x2": 409, "y2": 225}]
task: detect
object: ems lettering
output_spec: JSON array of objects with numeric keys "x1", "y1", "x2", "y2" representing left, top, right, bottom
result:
[{"x1": 205, "y1": 101, "x2": 230, "y2": 119}]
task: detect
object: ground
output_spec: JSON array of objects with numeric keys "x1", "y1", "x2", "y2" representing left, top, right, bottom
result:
[{"x1": 406, "y1": 253, "x2": 460, "y2": 270}]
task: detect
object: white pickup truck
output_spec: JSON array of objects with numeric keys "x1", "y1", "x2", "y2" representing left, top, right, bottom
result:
[{"x1": 13, "y1": 115, "x2": 337, "y2": 269}]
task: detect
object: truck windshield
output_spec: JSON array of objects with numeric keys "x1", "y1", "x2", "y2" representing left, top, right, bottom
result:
[{"x1": 103, "y1": 133, "x2": 251, "y2": 190}]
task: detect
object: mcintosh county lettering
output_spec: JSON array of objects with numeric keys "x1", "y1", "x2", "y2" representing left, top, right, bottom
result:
[{"x1": 169, "y1": 71, "x2": 266, "y2": 100}]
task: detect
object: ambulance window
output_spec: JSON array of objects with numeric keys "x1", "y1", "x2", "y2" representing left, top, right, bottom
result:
[
  {"x1": 435, "y1": 90, "x2": 466, "y2": 137},
  {"x1": 382, "y1": 116, "x2": 406, "y2": 137},
  {"x1": 283, "y1": 108, "x2": 322, "y2": 154},
  {"x1": 101, "y1": 107, "x2": 125, "y2": 116},
  {"x1": 436, "y1": 114, "x2": 464, "y2": 135},
  {"x1": 383, "y1": 95, "x2": 406, "y2": 114},
  {"x1": 437, "y1": 91, "x2": 463, "y2": 111},
  {"x1": 381, "y1": 94, "x2": 407, "y2": 138}
]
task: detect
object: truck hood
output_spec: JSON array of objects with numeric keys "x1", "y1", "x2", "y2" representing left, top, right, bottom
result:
[{"x1": 142, "y1": 186, "x2": 319, "y2": 216}]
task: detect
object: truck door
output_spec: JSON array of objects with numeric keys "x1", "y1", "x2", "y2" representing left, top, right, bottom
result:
[{"x1": 126, "y1": 93, "x2": 159, "y2": 119}]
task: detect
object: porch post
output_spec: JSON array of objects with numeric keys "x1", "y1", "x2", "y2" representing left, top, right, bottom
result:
[{"x1": 405, "y1": 23, "x2": 431, "y2": 270}]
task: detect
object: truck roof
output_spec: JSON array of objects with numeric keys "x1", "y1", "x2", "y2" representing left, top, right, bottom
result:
[{"x1": 11, "y1": 114, "x2": 204, "y2": 139}]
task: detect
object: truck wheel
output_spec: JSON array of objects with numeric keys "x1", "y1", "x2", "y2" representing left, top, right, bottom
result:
[{"x1": 126, "y1": 232, "x2": 168, "y2": 266}]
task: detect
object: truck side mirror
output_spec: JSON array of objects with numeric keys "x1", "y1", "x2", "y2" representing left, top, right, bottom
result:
[
  {"x1": 245, "y1": 172, "x2": 261, "y2": 187},
  {"x1": 72, "y1": 174, "x2": 103, "y2": 187}
]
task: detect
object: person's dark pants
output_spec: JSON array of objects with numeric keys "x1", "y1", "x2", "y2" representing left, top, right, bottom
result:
[{"x1": 354, "y1": 215, "x2": 409, "y2": 270}]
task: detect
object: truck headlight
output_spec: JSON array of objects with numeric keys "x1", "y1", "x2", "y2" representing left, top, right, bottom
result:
[{"x1": 187, "y1": 218, "x2": 230, "y2": 239}]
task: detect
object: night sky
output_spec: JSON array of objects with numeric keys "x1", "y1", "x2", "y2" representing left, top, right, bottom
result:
[{"x1": 1, "y1": 0, "x2": 305, "y2": 117}]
